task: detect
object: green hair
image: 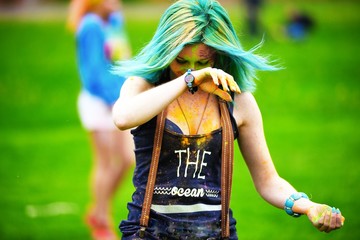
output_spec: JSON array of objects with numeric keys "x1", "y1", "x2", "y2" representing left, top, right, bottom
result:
[{"x1": 114, "y1": 0, "x2": 276, "y2": 92}]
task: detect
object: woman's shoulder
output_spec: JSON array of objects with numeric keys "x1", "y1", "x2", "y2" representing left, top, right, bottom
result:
[
  {"x1": 83, "y1": 13, "x2": 102, "y2": 24},
  {"x1": 120, "y1": 76, "x2": 154, "y2": 97},
  {"x1": 234, "y1": 91, "x2": 257, "y2": 106},
  {"x1": 233, "y1": 91, "x2": 262, "y2": 127},
  {"x1": 124, "y1": 76, "x2": 153, "y2": 88},
  {"x1": 78, "y1": 14, "x2": 103, "y2": 33}
]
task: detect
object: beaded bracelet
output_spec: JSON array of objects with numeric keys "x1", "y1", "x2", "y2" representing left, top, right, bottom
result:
[{"x1": 284, "y1": 192, "x2": 309, "y2": 217}]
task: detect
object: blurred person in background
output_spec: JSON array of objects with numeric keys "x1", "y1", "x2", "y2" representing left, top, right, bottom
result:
[
  {"x1": 67, "y1": 0, "x2": 133, "y2": 239},
  {"x1": 243, "y1": 0, "x2": 264, "y2": 36},
  {"x1": 285, "y1": 6, "x2": 314, "y2": 40},
  {"x1": 269, "y1": 5, "x2": 315, "y2": 42},
  {"x1": 112, "y1": 0, "x2": 344, "y2": 239}
]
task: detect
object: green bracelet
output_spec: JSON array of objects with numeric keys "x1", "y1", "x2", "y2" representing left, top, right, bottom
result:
[{"x1": 284, "y1": 192, "x2": 309, "y2": 217}]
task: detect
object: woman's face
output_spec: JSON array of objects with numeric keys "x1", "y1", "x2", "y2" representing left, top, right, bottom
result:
[{"x1": 169, "y1": 43, "x2": 215, "y2": 78}]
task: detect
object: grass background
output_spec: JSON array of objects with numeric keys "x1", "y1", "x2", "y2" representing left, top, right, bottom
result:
[{"x1": 0, "y1": 0, "x2": 359, "y2": 239}]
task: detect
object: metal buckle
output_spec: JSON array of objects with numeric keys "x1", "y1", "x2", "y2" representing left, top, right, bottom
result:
[{"x1": 139, "y1": 226, "x2": 146, "y2": 238}]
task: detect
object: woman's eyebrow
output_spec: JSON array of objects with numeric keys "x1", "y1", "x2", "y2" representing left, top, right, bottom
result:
[
  {"x1": 198, "y1": 58, "x2": 211, "y2": 61},
  {"x1": 177, "y1": 56, "x2": 211, "y2": 60}
]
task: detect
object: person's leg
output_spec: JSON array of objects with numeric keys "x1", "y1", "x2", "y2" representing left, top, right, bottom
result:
[
  {"x1": 107, "y1": 129, "x2": 134, "y2": 197},
  {"x1": 89, "y1": 130, "x2": 114, "y2": 227},
  {"x1": 87, "y1": 129, "x2": 134, "y2": 239},
  {"x1": 247, "y1": 4, "x2": 258, "y2": 35}
]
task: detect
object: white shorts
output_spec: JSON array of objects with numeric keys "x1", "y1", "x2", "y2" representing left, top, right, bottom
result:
[{"x1": 77, "y1": 90, "x2": 117, "y2": 131}]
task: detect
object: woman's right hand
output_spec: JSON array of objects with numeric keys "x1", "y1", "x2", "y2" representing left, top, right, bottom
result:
[
  {"x1": 192, "y1": 67, "x2": 241, "y2": 101},
  {"x1": 306, "y1": 204, "x2": 345, "y2": 233}
]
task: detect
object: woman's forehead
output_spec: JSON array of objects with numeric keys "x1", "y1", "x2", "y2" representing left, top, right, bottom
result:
[{"x1": 179, "y1": 44, "x2": 215, "y2": 58}]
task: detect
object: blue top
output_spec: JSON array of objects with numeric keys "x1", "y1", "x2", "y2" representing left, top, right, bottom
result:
[
  {"x1": 76, "y1": 12, "x2": 126, "y2": 105},
  {"x1": 120, "y1": 109, "x2": 239, "y2": 239}
]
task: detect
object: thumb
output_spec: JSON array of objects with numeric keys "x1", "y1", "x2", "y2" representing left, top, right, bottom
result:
[{"x1": 213, "y1": 88, "x2": 232, "y2": 102}]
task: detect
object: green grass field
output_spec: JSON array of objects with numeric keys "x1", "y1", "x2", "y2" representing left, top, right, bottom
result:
[{"x1": 1, "y1": 1, "x2": 359, "y2": 239}]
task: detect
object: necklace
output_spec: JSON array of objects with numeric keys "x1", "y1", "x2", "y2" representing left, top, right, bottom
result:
[{"x1": 176, "y1": 93, "x2": 211, "y2": 135}]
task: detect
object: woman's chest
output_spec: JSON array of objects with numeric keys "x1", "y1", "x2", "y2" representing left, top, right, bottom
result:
[{"x1": 166, "y1": 95, "x2": 221, "y2": 135}]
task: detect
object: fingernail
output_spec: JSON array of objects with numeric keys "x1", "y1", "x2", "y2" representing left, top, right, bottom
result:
[
  {"x1": 336, "y1": 208, "x2": 341, "y2": 214},
  {"x1": 331, "y1": 207, "x2": 336, "y2": 213}
]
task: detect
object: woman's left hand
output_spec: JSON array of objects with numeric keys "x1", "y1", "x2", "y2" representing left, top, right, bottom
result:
[
  {"x1": 306, "y1": 204, "x2": 345, "y2": 233},
  {"x1": 192, "y1": 67, "x2": 241, "y2": 101}
]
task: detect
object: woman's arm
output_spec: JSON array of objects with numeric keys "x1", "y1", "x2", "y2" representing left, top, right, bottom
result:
[
  {"x1": 233, "y1": 92, "x2": 344, "y2": 232},
  {"x1": 234, "y1": 92, "x2": 296, "y2": 206},
  {"x1": 112, "y1": 75, "x2": 187, "y2": 130},
  {"x1": 112, "y1": 67, "x2": 240, "y2": 130}
]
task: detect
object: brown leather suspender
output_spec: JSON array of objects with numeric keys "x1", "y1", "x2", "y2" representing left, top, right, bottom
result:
[
  {"x1": 219, "y1": 99, "x2": 234, "y2": 239},
  {"x1": 139, "y1": 109, "x2": 166, "y2": 238},
  {"x1": 139, "y1": 99, "x2": 234, "y2": 239}
]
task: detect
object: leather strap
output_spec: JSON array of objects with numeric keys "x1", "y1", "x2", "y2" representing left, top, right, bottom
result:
[
  {"x1": 139, "y1": 100, "x2": 234, "y2": 239},
  {"x1": 219, "y1": 99, "x2": 234, "y2": 239},
  {"x1": 139, "y1": 110, "x2": 166, "y2": 237}
]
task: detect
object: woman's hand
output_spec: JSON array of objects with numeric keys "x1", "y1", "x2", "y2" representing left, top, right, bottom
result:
[
  {"x1": 192, "y1": 67, "x2": 241, "y2": 101},
  {"x1": 306, "y1": 204, "x2": 345, "y2": 233}
]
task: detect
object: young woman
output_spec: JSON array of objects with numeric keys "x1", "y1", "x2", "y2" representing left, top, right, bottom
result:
[
  {"x1": 67, "y1": 0, "x2": 133, "y2": 239},
  {"x1": 112, "y1": 0, "x2": 344, "y2": 239}
]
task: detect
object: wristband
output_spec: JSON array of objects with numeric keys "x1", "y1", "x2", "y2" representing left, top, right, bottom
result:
[
  {"x1": 284, "y1": 192, "x2": 309, "y2": 217},
  {"x1": 184, "y1": 69, "x2": 198, "y2": 94}
]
